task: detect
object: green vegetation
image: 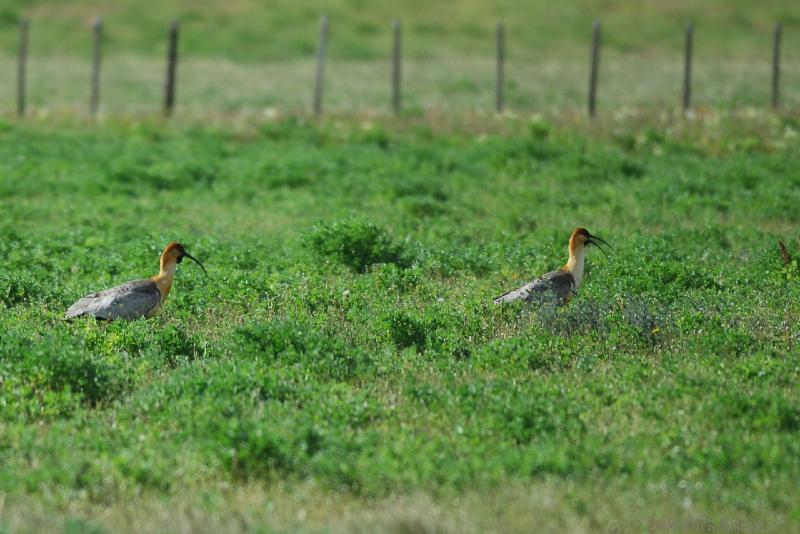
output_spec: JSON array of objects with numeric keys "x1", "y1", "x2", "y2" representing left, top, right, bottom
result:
[
  {"x1": 1, "y1": 113, "x2": 799, "y2": 532},
  {"x1": 1, "y1": 0, "x2": 797, "y2": 60},
  {"x1": 0, "y1": 1, "x2": 799, "y2": 114}
]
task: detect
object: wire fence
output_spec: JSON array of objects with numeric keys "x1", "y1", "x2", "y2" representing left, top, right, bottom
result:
[{"x1": 5, "y1": 16, "x2": 798, "y2": 119}]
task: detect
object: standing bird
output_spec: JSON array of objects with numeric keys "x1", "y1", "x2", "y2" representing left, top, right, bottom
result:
[
  {"x1": 494, "y1": 228, "x2": 611, "y2": 305},
  {"x1": 65, "y1": 242, "x2": 207, "y2": 321}
]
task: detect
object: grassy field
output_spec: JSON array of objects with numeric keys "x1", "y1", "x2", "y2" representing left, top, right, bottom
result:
[
  {"x1": 1, "y1": 111, "x2": 799, "y2": 532},
  {"x1": 2, "y1": 55, "x2": 799, "y2": 117},
  {"x1": 2, "y1": 0, "x2": 798, "y2": 60},
  {"x1": 1, "y1": 0, "x2": 800, "y2": 114}
]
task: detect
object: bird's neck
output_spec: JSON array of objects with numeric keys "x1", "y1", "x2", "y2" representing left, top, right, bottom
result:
[
  {"x1": 562, "y1": 245, "x2": 586, "y2": 289},
  {"x1": 151, "y1": 259, "x2": 177, "y2": 298}
]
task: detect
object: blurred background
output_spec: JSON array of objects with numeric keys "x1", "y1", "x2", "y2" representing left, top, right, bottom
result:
[{"x1": 0, "y1": 0, "x2": 798, "y2": 116}]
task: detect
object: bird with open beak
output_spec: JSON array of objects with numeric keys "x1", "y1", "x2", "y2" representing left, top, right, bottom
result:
[
  {"x1": 65, "y1": 242, "x2": 207, "y2": 321},
  {"x1": 494, "y1": 228, "x2": 611, "y2": 305}
]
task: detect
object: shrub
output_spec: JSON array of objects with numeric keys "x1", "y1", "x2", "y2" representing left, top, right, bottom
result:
[
  {"x1": 0, "y1": 273, "x2": 45, "y2": 307},
  {"x1": 307, "y1": 217, "x2": 412, "y2": 272},
  {"x1": 41, "y1": 348, "x2": 130, "y2": 407},
  {"x1": 156, "y1": 325, "x2": 206, "y2": 365},
  {"x1": 107, "y1": 151, "x2": 217, "y2": 192},
  {"x1": 235, "y1": 320, "x2": 374, "y2": 381},
  {"x1": 385, "y1": 310, "x2": 427, "y2": 351},
  {"x1": 1, "y1": 332, "x2": 132, "y2": 414}
]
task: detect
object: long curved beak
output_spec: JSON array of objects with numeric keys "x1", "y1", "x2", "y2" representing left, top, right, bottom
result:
[
  {"x1": 183, "y1": 252, "x2": 208, "y2": 276},
  {"x1": 587, "y1": 234, "x2": 613, "y2": 256}
]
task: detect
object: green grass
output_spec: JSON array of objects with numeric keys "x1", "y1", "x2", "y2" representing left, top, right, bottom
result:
[
  {"x1": 2, "y1": 55, "x2": 800, "y2": 116},
  {"x1": 1, "y1": 113, "x2": 799, "y2": 532},
  {"x1": 2, "y1": 0, "x2": 798, "y2": 60},
  {"x1": 1, "y1": 1, "x2": 800, "y2": 115}
]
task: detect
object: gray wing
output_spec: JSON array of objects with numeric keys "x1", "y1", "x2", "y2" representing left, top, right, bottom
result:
[
  {"x1": 493, "y1": 270, "x2": 575, "y2": 305},
  {"x1": 65, "y1": 279, "x2": 162, "y2": 320}
]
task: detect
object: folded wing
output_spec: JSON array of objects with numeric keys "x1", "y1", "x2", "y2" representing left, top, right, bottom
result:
[
  {"x1": 65, "y1": 279, "x2": 162, "y2": 320},
  {"x1": 493, "y1": 270, "x2": 575, "y2": 305}
]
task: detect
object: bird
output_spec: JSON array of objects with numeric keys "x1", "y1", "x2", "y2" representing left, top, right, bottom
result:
[
  {"x1": 493, "y1": 228, "x2": 611, "y2": 306},
  {"x1": 65, "y1": 242, "x2": 207, "y2": 321}
]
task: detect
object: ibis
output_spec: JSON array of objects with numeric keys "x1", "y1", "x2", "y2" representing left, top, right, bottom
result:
[
  {"x1": 65, "y1": 242, "x2": 207, "y2": 321},
  {"x1": 493, "y1": 228, "x2": 611, "y2": 305}
]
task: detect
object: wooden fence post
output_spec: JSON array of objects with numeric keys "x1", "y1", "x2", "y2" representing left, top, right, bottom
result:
[
  {"x1": 17, "y1": 18, "x2": 30, "y2": 117},
  {"x1": 496, "y1": 21, "x2": 505, "y2": 113},
  {"x1": 164, "y1": 20, "x2": 179, "y2": 116},
  {"x1": 313, "y1": 15, "x2": 329, "y2": 118},
  {"x1": 90, "y1": 17, "x2": 103, "y2": 116},
  {"x1": 392, "y1": 19, "x2": 402, "y2": 114},
  {"x1": 682, "y1": 22, "x2": 694, "y2": 115},
  {"x1": 772, "y1": 23, "x2": 782, "y2": 110},
  {"x1": 588, "y1": 21, "x2": 600, "y2": 118}
]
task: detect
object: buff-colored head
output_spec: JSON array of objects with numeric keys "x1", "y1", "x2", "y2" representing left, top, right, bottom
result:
[
  {"x1": 568, "y1": 228, "x2": 612, "y2": 256},
  {"x1": 159, "y1": 242, "x2": 208, "y2": 275}
]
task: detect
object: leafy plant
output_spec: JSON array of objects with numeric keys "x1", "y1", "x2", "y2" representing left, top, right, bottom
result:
[
  {"x1": 1, "y1": 118, "x2": 799, "y2": 529},
  {"x1": 307, "y1": 217, "x2": 413, "y2": 272}
]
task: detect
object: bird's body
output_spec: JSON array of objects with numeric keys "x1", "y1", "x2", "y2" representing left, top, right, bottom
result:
[
  {"x1": 493, "y1": 270, "x2": 577, "y2": 306},
  {"x1": 493, "y1": 228, "x2": 610, "y2": 306},
  {"x1": 65, "y1": 242, "x2": 206, "y2": 321},
  {"x1": 66, "y1": 279, "x2": 163, "y2": 320}
]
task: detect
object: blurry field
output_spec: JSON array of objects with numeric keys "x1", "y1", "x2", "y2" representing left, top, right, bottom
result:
[
  {"x1": 1, "y1": 54, "x2": 800, "y2": 116},
  {"x1": 1, "y1": 0, "x2": 796, "y2": 60},
  {"x1": 1, "y1": 113, "x2": 799, "y2": 532},
  {"x1": 0, "y1": 0, "x2": 799, "y2": 115}
]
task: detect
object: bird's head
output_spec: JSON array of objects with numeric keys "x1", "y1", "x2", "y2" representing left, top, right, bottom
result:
[
  {"x1": 570, "y1": 228, "x2": 612, "y2": 256},
  {"x1": 161, "y1": 242, "x2": 208, "y2": 275}
]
